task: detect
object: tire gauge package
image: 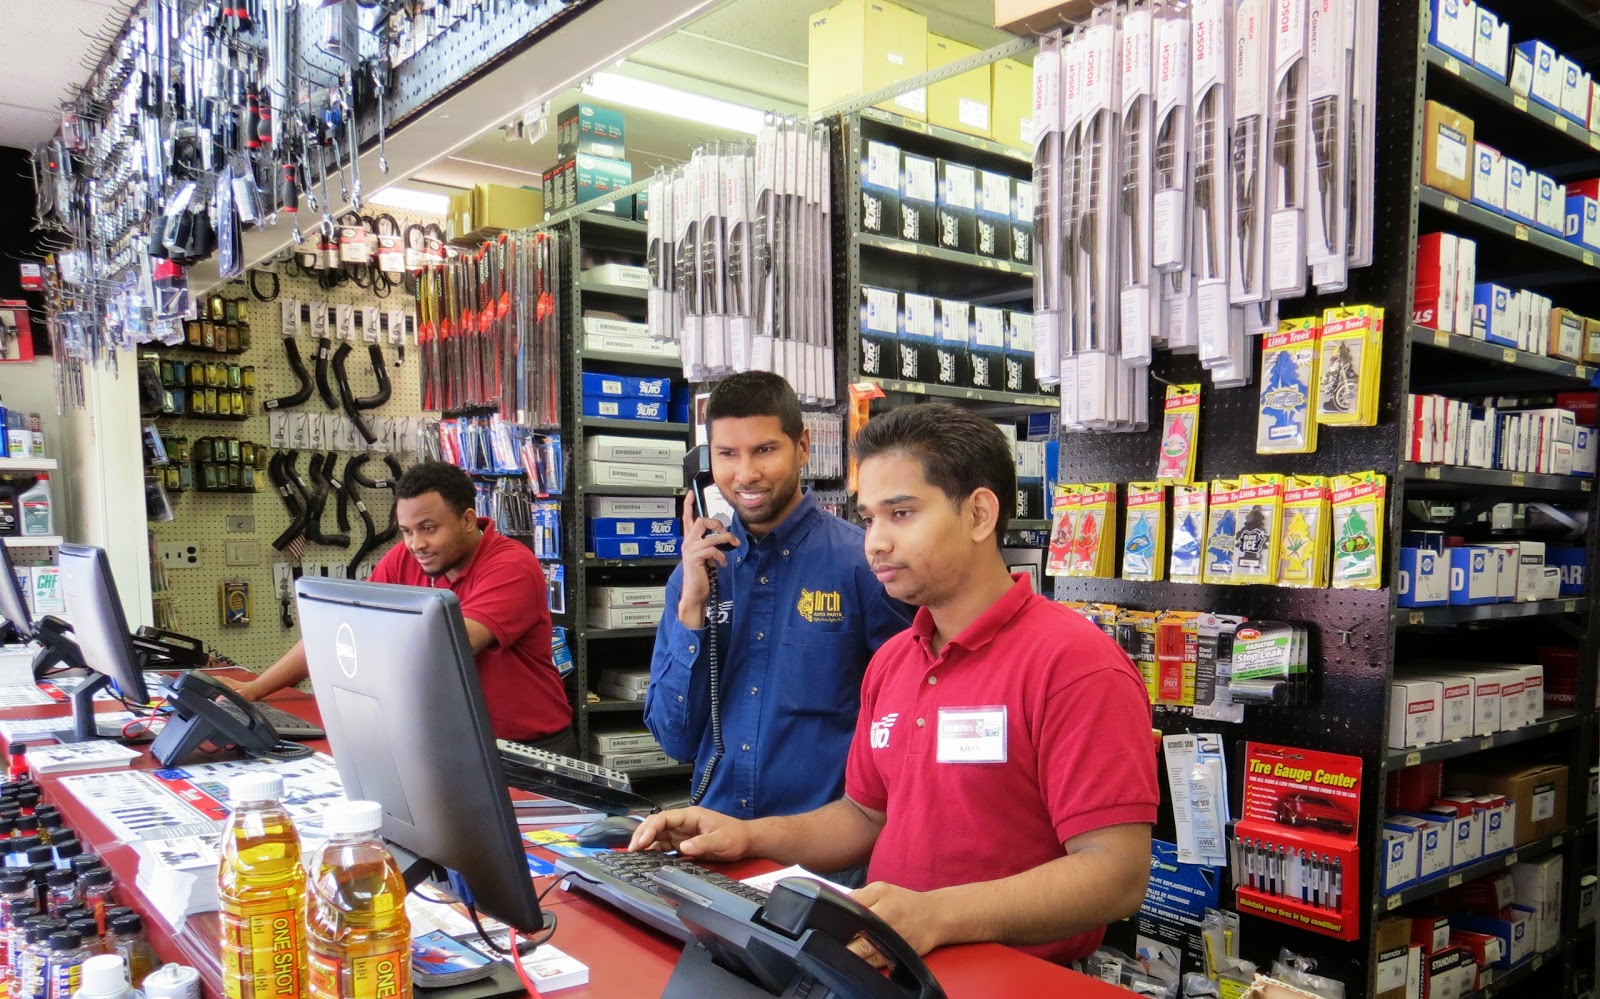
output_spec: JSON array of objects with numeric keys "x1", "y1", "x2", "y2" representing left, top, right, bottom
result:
[
  {"x1": 1170, "y1": 483, "x2": 1210, "y2": 583},
  {"x1": 1233, "y1": 742, "x2": 1363, "y2": 941},
  {"x1": 1123, "y1": 482, "x2": 1168, "y2": 581},
  {"x1": 1330, "y1": 470, "x2": 1385, "y2": 589}
]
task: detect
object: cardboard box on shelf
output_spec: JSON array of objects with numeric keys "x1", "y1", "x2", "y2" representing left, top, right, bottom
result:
[
  {"x1": 1511, "y1": 854, "x2": 1563, "y2": 953},
  {"x1": 991, "y1": 58, "x2": 1033, "y2": 151},
  {"x1": 557, "y1": 102, "x2": 626, "y2": 159},
  {"x1": 809, "y1": 0, "x2": 928, "y2": 120},
  {"x1": 993, "y1": 0, "x2": 1106, "y2": 34},
  {"x1": 1422, "y1": 101, "x2": 1474, "y2": 202},
  {"x1": 1448, "y1": 761, "x2": 1567, "y2": 846},
  {"x1": 471, "y1": 184, "x2": 542, "y2": 232},
  {"x1": 927, "y1": 34, "x2": 991, "y2": 138},
  {"x1": 1374, "y1": 918, "x2": 1413, "y2": 999}
]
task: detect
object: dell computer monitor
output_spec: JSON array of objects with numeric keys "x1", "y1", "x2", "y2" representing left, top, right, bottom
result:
[
  {"x1": 0, "y1": 541, "x2": 35, "y2": 644},
  {"x1": 295, "y1": 577, "x2": 546, "y2": 934},
  {"x1": 56, "y1": 544, "x2": 152, "y2": 741}
]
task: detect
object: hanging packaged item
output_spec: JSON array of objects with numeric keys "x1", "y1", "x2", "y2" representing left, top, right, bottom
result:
[
  {"x1": 1202, "y1": 479, "x2": 1241, "y2": 585},
  {"x1": 1045, "y1": 485, "x2": 1082, "y2": 576},
  {"x1": 1316, "y1": 305, "x2": 1383, "y2": 427},
  {"x1": 1115, "y1": 609, "x2": 1161, "y2": 702},
  {"x1": 1257, "y1": 318, "x2": 1321, "y2": 454},
  {"x1": 1231, "y1": 474, "x2": 1284, "y2": 585},
  {"x1": 1122, "y1": 482, "x2": 1167, "y2": 582},
  {"x1": 1193, "y1": 614, "x2": 1247, "y2": 724},
  {"x1": 1231, "y1": 621, "x2": 1312, "y2": 705},
  {"x1": 1170, "y1": 484, "x2": 1209, "y2": 584},
  {"x1": 1156, "y1": 383, "x2": 1202, "y2": 485},
  {"x1": 1278, "y1": 475, "x2": 1331, "y2": 588},
  {"x1": 1068, "y1": 484, "x2": 1117, "y2": 578},
  {"x1": 1331, "y1": 470, "x2": 1386, "y2": 589},
  {"x1": 1155, "y1": 611, "x2": 1200, "y2": 707}
]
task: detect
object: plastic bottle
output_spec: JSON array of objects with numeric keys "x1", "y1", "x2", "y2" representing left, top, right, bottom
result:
[
  {"x1": 0, "y1": 899, "x2": 37, "y2": 984},
  {"x1": 68, "y1": 858, "x2": 103, "y2": 881},
  {"x1": 15, "y1": 919, "x2": 64, "y2": 999},
  {"x1": 305, "y1": 800, "x2": 411, "y2": 999},
  {"x1": 217, "y1": 773, "x2": 306, "y2": 999},
  {"x1": 54, "y1": 841, "x2": 82, "y2": 870},
  {"x1": 18, "y1": 477, "x2": 51, "y2": 537},
  {"x1": 47, "y1": 929, "x2": 91, "y2": 999},
  {"x1": 38, "y1": 815, "x2": 63, "y2": 846},
  {"x1": 104, "y1": 917, "x2": 154, "y2": 989},
  {"x1": 66, "y1": 919, "x2": 103, "y2": 957},
  {"x1": 70, "y1": 954, "x2": 143, "y2": 999},
  {"x1": 0, "y1": 484, "x2": 20, "y2": 538},
  {"x1": 44, "y1": 871, "x2": 77, "y2": 918},
  {"x1": 76, "y1": 871, "x2": 113, "y2": 936}
]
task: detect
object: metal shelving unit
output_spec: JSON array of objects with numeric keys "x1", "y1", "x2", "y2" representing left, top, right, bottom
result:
[
  {"x1": 1383, "y1": 712, "x2": 1587, "y2": 770},
  {"x1": 0, "y1": 458, "x2": 58, "y2": 472},
  {"x1": 1380, "y1": 829, "x2": 1569, "y2": 911},
  {"x1": 1406, "y1": 325, "x2": 1596, "y2": 384}
]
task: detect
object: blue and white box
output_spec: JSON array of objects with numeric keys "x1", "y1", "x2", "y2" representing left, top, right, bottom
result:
[
  {"x1": 1535, "y1": 173, "x2": 1566, "y2": 235},
  {"x1": 1474, "y1": 283, "x2": 1515, "y2": 346},
  {"x1": 1399, "y1": 548, "x2": 1451, "y2": 607},
  {"x1": 1472, "y1": 143, "x2": 1506, "y2": 213},
  {"x1": 1388, "y1": 814, "x2": 1451, "y2": 881},
  {"x1": 590, "y1": 536, "x2": 683, "y2": 560},
  {"x1": 1505, "y1": 160, "x2": 1537, "y2": 225},
  {"x1": 1430, "y1": 0, "x2": 1479, "y2": 62},
  {"x1": 587, "y1": 517, "x2": 681, "y2": 541},
  {"x1": 1382, "y1": 825, "x2": 1420, "y2": 893},
  {"x1": 1575, "y1": 426, "x2": 1597, "y2": 477},
  {"x1": 1450, "y1": 546, "x2": 1498, "y2": 604},
  {"x1": 1561, "y1": 56, "x2": 1593, "y2": 125},
  {"x1": 1474, "y1": 7, "x2": 1510, "y2": 81},
  {"x1": 1566, "y1": 194, "x2": 1600, "y2": 251},
  {"x1": 1515, "y1": 40, "x2": 1564, "y2": 112},
  {"x1": 582, "y1": 397, "x2": 669, "y2": 423},
  {"x1": 1546, "y1": 546, "x2": 1585, "y2": 597},
  {"x1": 581, "y1": 372, "x2": 671, "y2": 400}
]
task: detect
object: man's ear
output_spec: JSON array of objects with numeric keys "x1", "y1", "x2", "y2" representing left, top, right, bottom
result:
[{"x1": 967, "y1": 488, "x2": 1001, "y2": 544}]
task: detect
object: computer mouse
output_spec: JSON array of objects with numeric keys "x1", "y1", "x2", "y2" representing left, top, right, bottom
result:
[{"x1": 575, "y1": 814, "x2": 645, "y2": 848}]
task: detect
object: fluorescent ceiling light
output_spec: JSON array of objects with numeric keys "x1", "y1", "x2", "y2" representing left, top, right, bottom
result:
[
  {"x1": 367, "y1": 186, "x2": 453, "y2": 216},
  {"x1": 581, "y1": 72, "x2": 765, "y2": 135}
]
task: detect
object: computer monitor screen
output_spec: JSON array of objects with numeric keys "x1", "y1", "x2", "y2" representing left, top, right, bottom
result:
[
  {"x1": 0, "y1": 541, "x2": 35, "y2": 643},
  {"x1": 295, "y1": 577, "x2": 545, "y2": 934},
  {"x1": 56, "y1": 545, "x2": 151, "y2": 741}
]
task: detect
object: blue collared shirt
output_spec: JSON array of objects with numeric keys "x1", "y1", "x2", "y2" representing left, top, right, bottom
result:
[{"x1": 644, "y1": 490, "x2": 912, "y2": 819}]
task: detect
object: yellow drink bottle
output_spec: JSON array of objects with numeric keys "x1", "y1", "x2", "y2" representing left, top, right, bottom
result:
[
  {"x1": 305, "y1": 801, "x2": 411, "y2": 999},
  {"x1": 218, "y1": 773, "x2": 307, "y2": 999}
]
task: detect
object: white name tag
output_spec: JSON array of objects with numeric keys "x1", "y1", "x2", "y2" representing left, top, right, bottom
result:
[{"x1": 936, "y1": 706, "x2": 1007, "y2": 764}]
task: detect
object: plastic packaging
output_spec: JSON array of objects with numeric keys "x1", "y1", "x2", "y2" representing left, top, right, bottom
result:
[
  {"x1": 105, "y1": 916, "x2": 155, "y2": 988},
  {"x1": 305, "y1": 800, "x2": 411, "y2": 999},
  {"x1": 18, "y1": 477, "x2": 52, "y2": 537},
  {"x1": 217, "y1": 774, "x2": 306, "y2": 999},
  {"x1": 0, "y1": 484, "x2": 19, "y2": 537},
  {"x1": 77, "y1": 870, "x2": 114, "y2": 935},
  {"x1": 48, "y1": 929, "x2": 91, "y2": 999},
  {"x1": 70, "y1": 954, "x2": 143, "y2": 999}
]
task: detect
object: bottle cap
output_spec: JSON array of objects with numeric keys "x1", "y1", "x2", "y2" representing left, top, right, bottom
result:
[
  {"x1": 26, "y1": 863, "x2": 53, "y2": 883},
  {"x1": 70, "y1": 855, "x2": 103, "y2": 875},
  {"x1": 0, "y1": 873, "x2": 30, "y2": 894},
  {"x1": 39, "y1": 814, "x2": 63, "y2": 830},
  {"x1": 12, "y1": 835, "x2": 39, "y2": 853},
  {"x1": 15, "y1": 816, "x2": 37, "y2": 833},
  {"x1": 26, "y1": 920, "x2": 58, "y2": 944},
  {"x1": 68, "y1": 918, "x2": 98, "y2": 939},
  {"x1": 108, "y1": 914, "x2": 141, "y2": 935},
  {"x1": 47, "y1": 930, "x2": 81, "y2": 950},
  {"x1": 26, "y1": 846, "x2": 52, "y2": 865},
  {"x1": 80, "y1": 869, "x2": 112, "y2": 889},
  {"x1": 57, "y1": 905, "x2": 87, "y2": 921},
  {"x1": 54, "y1": 841, "x2": 83, "y2": 861},
  {"x1": 78, "y1": 954, "x2": 130, "y2": 999},
  {"x1": 229, "y1": 772, "x2": 283, "y2": 804},
  {"x1": 17, "y1": 789, "x2": 40, "y2": 807},
  {"x1": 102, "y1": 907, "x2": 132, "y2": 922},
  {"x1": 45, "y1": 870, "x2": 74, "y2": 888},
  {"x1": 320, "y1": 800, "x2": 383, "y2": 835}
]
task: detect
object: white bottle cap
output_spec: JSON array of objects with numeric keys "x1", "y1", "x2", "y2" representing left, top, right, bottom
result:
[
  {"x1": 77, "y1": 954, "x2": 130, "y2": 999},
  {"x1": 229, "y1": 772, "x2": 283, "y2": 804},
  {"x1": 321, "y1": 800, "x2": 383, "y2": 836}
]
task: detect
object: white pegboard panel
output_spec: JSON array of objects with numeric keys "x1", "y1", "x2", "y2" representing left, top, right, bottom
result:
[{"x1": 147, "y1": 209, "x2": 439, "y2": 667}]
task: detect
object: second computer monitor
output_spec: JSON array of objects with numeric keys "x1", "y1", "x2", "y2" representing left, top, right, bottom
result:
[
  {"x1": 295, "y1": 577, "x2": 546, "y2": 935},
  {"x1": 0, "y1": 541, "x2": 36, "y2": 644},
  {"x1": 55, "y1": 545, "x2": 151, "y2": 741}
]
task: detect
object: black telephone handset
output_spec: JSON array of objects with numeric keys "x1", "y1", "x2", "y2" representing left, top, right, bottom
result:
[
  {"x1": 655, "y1": 870, "x2": 946, "y2": 999},
  {"x1": 150, "y1": 670, "x2": 282, "y2": 766},
  {"x1": 684, "y1": 445, "x2": 736, "y2": 540},
  {"x1": 683, "y1": 445, "x2": 736, "y2": 808}
]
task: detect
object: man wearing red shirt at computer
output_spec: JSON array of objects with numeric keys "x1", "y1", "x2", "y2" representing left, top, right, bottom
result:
[
  {"x1": 223, "y1": 461, "x2": 574, "y2": 752},
  {"x1": 631, "y1": 404, "x2": 1158, "y2": 966}
]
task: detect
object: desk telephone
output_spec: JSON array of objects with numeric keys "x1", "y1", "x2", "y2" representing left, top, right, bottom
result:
[
  {"x1": 655, "y1": 870, "x2": 945, "y2": 999},
  {"x1": 150, "y1": 670, "x2": 297, "y2": 766}
]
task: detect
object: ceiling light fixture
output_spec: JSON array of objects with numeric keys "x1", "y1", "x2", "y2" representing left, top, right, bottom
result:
[
  {"x1": 366, "y1": 185, "x2": 453, "y2": 216},
  {"x1": 581, "y1": 72, "x2": 766, "y2": 135}
]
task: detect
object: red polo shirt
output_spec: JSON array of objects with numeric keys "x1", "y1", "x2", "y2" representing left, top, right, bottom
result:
[
  {"x1": 370, "y1": 519, "x2": 569, "y2": 742},
  {"x1": 844, "y1": 574, "x2": 1158, "y2": 965}
]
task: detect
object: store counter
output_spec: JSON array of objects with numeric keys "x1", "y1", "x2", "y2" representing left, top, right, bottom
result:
[{"x1": 3, "y1": 673, "x2": 1124, "y2": 998}]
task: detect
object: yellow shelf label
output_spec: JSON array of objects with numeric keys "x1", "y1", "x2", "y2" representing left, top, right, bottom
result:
[
  {"x1": 1514, "y1": 95, "x2": 1529, "y2": 112},
  {"x1": 1408, "y1": 611, "x2": 1425, "y2": 625},
  {"x1": 1511, "y1": 472, "x2": 1526, "y2": 486},
  {"x1": 1502, "y1": 347, "x2": 1518, "y2": 363},
  {"x1": 1515, "y1": 224, "x2": 1530, "y2": 241},
  {"x1": 1405, "y1": 751, "x2": 1421, "y2": 767},
  {"x1": 1425, "y1": 466, "x2": 1442, "y2": 480},
  {"x1": 1591, "y1": 133, "x2": 1600, "y2": 151},
  {"x1": 1434, "y1": 329, "x2": 1450, "y2": 347},
  {"x1": 1443, "y1": 196, "x2": 1460, "y2": 213},
  {"x1": 1448, "y1": 873, "x2": 1463, "y2": 887},
  {"x1": 1585, "y1": 251, "x2": 1596, "y2": 266},
  {"x1": 1445, "y1": 56, "x2": 1461, "y2": 74}
]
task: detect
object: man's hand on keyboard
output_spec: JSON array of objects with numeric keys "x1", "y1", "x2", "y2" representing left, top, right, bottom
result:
[{"x1": 628, "y1": 807, "x2": 752, "y2": 861}]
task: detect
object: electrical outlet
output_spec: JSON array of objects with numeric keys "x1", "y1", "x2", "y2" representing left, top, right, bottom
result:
[
  {"x1": 226, "y1": 516, "x2": 255, "y2": 533},
  {"x1": 225, "y1": 541, "x2": 261, "y2": 567},
  {"x1": 158, "y1": 543, "x2": 200, "y2": 568}
]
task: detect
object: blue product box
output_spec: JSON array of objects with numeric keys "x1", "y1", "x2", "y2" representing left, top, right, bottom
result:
[
  {"x1": 587, "y1": 517, "x2": 682, "y2": 542},
  {"x1": 580, "y1": 372, "x2": 671, "y2": 400},
  {"x1": 670, "y1": 387, "x2": 691, "y2": 425},
  {"x1": 1474, "y1": 283, "x2": 1515, "y2": 347},
  {"x1": 1515, "y1": 41, "x2": 1563, "y2": 113},
  {"x1": 591, "y1": 536, "x2": 683, "y2": 560},
  {"x1": 1429, "y1": 0, "x2": 1478, "y2": 62},
  {"x1": 1449, "y1": 546, "x2": 1498, "y2": 604},
  {"x1": 1398, "y1": 548, "x2": 1451, "y2": 607},
  {"x1": 1566, "y1": 195, "x2": 1600, "y2": 251},
  {"x1": 1403, "y1": 530, "x2": 1447, "y2": 552},
  {"x1": 1576, "y1": 426, "x2": 1596, "y2": 477},
  {"x1": 1027, "y1": 412, "x2": 1061, "y2": 441},
  {"x1": 582, "y1": 396, "x2": 669, "y2": 422},
  {"x1": 1546, "y1": 546, "x2": 1586, "y2": 596}
]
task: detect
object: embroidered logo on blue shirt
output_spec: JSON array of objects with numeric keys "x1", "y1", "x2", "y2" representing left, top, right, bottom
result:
[{"x1": 797, "y1": 589, "x2": 843, "y2": 623}]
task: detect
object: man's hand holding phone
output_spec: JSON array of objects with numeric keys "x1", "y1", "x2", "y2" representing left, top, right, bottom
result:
[{"x1": 678, "y1": 492, "x2": 739, "y2": 629}]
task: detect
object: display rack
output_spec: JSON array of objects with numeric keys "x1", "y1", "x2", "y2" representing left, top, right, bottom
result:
[{"x1": 1048, "y1": 2, "x2": 1598, "y2": 992}]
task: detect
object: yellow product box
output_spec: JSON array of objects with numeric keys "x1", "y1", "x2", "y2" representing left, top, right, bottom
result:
[
  {"x1": 990, "y1": 58, "x2": 1034, "y2": 152},
  {"x1": 809, "y1": 0, "x2": 928, "y2": 121},
  {"x1": 472, "y1": 183, "x2": 543, "y2": 232},
  {"x1": 927, "y1": 34, "x2": 992, "y2": 138}
]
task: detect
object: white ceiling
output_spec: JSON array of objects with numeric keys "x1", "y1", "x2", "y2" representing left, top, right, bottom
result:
[{"x1": 0, "y1": 0, "x2": 137, "y2": 150}]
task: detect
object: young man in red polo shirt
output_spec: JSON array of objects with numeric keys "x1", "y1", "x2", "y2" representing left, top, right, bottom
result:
[
  {"x1": 630, "y1": 403, "x2": 1158, "y2": 965},
  {"x1": 222, "y1": 461, "x2": 575, "y2": 752}
]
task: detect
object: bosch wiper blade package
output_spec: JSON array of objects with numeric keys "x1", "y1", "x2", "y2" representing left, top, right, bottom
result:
[
  {"x1": 1268, "y1": 0, "x2": 1309, "y2": 299},
  {"x1": 1119, "y1": 1, "x2": 1157, "y2": 367}
]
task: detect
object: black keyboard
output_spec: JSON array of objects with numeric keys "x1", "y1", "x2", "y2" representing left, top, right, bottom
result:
[
  {"x1": 497, "y1": 741, "x2": 657, "y2": 815},
  {"x1": 218, "y1": 700, "x2": 324, "y2": 740},
  {"x1": 553, "y1": 851, "x2": 768, "y2": 941}
]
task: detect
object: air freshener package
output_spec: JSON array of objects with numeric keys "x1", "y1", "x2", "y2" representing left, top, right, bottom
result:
[
  {"x1": 1157, "y1": 383, "x2": 1202, "y2": 484},
  {"x1": 1278, "y1": 475, "x2": 1331, "y2": 587},
  {"x1": 1123, "y1": 482, "x2": 1167, "y2": 581},
  {"x1": 1046, "y1": 484, "x2": 1082, "y2": 576},
  {"x1": 1171, "y1": 483, "x2": 1209, "y2": 583},
  {"x1": 1331, "y1": 470, "x2": 1386, "y2": 588},
  {"x1": 1070, "y1": 483, "x2": 1117, "y2": 577},
  {"x1": 1203, "y1": 478, "x2": 1242, "y2": 585},
  {"x1": 1316, "y1": 305, "x2": 1383, "y2": 427},
  {"x1": 1257, "y1": 318, "x2": 1321, "y2": 454},
  {"x1": 1232, "y1": 473, "x2": 1285, "y2": 585}
]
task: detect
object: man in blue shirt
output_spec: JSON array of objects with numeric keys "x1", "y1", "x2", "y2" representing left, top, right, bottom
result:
[{"x1": 645, "y1": 372, "x2": 910, "y2": 820}]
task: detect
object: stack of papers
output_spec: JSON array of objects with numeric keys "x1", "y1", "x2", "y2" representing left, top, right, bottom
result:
[
  {"x1": 26, "y1": 742, "x2": 141, "y2": 775},
  {"x1": 133, "y1": 835, "x2": 221, "y2": 927}
]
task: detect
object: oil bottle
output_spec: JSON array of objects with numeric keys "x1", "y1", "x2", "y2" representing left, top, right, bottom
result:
[
  {"x1": 217, "y1": 773, "x2": 306, "y2": 999},
  {"x1": 305, "y1": 801, "x2": 411, "y2": 999}
]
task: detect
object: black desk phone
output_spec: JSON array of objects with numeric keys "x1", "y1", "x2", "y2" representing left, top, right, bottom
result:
[
  {"x1": 655, "y1": 869, "x2": 946, "y2": 999},
  {"x1": 150, "y1": 670, "x2": 282, "y2": 766}
]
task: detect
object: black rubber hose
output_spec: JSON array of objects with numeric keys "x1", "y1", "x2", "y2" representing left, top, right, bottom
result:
[
  {"x1": 333, "y1": 342, "x2": 377, "y2": 444},
  {"x1": 263, "y1": 339, "x2": 312, "y2": 411},
  {"x1": 314, "y1": 337, "x2": 337, "y2": 408}
]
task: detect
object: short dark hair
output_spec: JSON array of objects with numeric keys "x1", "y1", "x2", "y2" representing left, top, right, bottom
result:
[
  {"x1": 853, "y1": 403, "x2": 1016, "y2": 540},
  {"x1": 705, "y1": 372, "x2": 804, "y2": 442},
  {"x1": 395, "y1": 461, "x2": 477, "y2": 516}
]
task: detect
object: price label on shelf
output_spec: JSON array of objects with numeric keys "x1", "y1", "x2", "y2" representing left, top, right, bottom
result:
[
  {"x1": 1565, "y1": 600, "x2": 1578, "y2": 613},
  {"x1": 1433, "y1": 330, "x2": 1450, "y2": 347},
  {"x1": 1507, "y1": 851, "x2": 1519, "y2": 865},
  {"x1": 1386, "y1": 895, "x2": 1401, "y2": 911},
  {"x1": 1584, "y1": 251, "x2": 1596, "y2": 266},
  {"x1": 1480, "y1": 737, "x2": 1494, "y2": 750},
  {"x1": 1405, "y1": 752, "x2": 1421, "y2": 767},
  {"x1": 1591, "y1": 133, "x2": 1600, "y2": 151},
  {"x1": 1515, "y1": 224, "x2": 1530, "y2": 241},
  {"x1": 1425, "y1": 466, "x2": 1441, "y2": 480},
  {"x1": 1448, "y1": 873, "x2": 1463, "y2": 888},
  {"x1": 1510, "y1": 473, "x2": 1526, "y2": 486},
  {"x1": 1443, "y1": 196, "x2": 1460, "y2": 213},
  {"x1": 1584, "y1": 481, "x2": 1593, "y2": 493},
  {"x1": 1501, "y1": 347, "x2": 1518, "y2": 363},
  {"x1": 1445, "y1": 56, "x2": 1460, "y2": 74},
  {"x1": 1514, "y1": 95, "x2": 1528, "y2": 112},
  {"x1": 1408, "y1": 611, "x2": 1425, "y2": 625},
  {"x1": 1578, "y1": 366, "x2": 1592, "y2": 379},
  {"x1": 1557, "y1": 117, "x2": 1571, "y2": 132}
]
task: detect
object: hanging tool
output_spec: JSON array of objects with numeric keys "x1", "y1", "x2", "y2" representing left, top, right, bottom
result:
[
  {"x1": 305, "y1": 454, "x2": 351, "y2": 548},
  {"x1": 370, "y1": 58, "x2": 390, "y2": 174},
  {"x1": 344, "y1": 454, "x2": 402, "y2": 577}
]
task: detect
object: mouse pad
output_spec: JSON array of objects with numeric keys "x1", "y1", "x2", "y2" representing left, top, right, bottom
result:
[{"x1": 524, "y1": 825, "x2": 614, "y2": 858}]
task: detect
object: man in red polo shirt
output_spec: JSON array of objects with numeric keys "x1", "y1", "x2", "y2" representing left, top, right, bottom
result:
[
  {"x1": 223, "y1": 461, "x2": 574, "y2": 751},
  {"x1": 631, "y1": 403, "x2": 1157, "y2": 965}
]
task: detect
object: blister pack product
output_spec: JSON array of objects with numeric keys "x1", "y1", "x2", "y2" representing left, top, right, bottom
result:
[
  {"x1": 1257, "y1": 317, "x2": 1321, "y2": 454},
  {"x1": 1069, "y1": 483, "x2": 1118, "y2": 577},
  {"x1": 1032, "y1": 33, "x2": 1066, "y2": 387},
  {"x1": 1119, "y1": 2, "x2": 1158, "y2": 366},
  {"x1": 1331, "y1": 470, "x2": 1385, "y2": 588},
  {"x1": 1203, "y1": 478, "x2": 1242, "y2": 584},
  {"x1": 1231, "y1": 620, "x2": 1311, "y2": 704},
  {"x1": 1232, "y1": 473, "x2": 1285, "y2": 585},
  {"x1": 1230, "y1": 0, "x2": 1274, "y2": 306},
  {"x1": 1171, "y1": 483, "x2": 1210, "y2": 583},
  {"x1": 1268, "y1": 0, "x2": 1310, "y2": 299},
  {"x1": 1046, "y1": 484, "x2": 1084, "y2": 576},
  {"x1": 1156, "y1": 382, "x2": 1202, "y2": 484},
  {"x1": 1278, "y1": 475, "x2": 1330, "y2": 587},
  {"x1": 1194, "y1": 615, "x2": 1248, "y2": 724},
  {"x1": 1123, "y1": 481, "x2": 1168, "y2": 581},
  {"x1": 1316, "y1": 304, "x2": 1383, "y2": 427}
]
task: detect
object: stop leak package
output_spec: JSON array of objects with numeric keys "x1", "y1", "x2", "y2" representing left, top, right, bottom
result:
[{"x1": 1232, "y1": 742, "x2": 1363, "y2": 940}]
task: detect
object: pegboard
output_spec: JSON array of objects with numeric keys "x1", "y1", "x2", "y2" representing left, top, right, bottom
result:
[{"x1": 146, "y1": 208, "x2": 440, "y2": 668}]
